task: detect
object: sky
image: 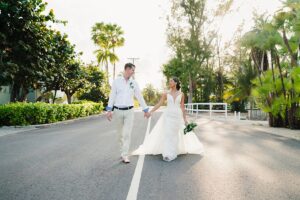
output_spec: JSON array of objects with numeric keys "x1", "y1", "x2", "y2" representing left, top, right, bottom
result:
[{"x1": 44, "y1": 0, "x2": 282, "y2": 90}]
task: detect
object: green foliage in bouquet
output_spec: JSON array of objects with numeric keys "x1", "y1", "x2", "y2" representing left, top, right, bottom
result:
[{"x1": 184, "y1": 122, "x2": 197, "y2": 134}]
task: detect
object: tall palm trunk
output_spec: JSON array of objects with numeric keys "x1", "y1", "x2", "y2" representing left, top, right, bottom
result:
[
  {"x1": 188, "y1": 72, "x2": 193, "y2": 103},
  {"x1": 273, "y1": 48, "x2": 287, "y2": 97},
  {"x1": 251, "y1": 49, "x2": 277, "y2": 127},
  {"x1": 105, "y1": 60, "x2": 109, "y2": 84},
  {"x1": 113, "y1": 48, "x2": 116, "y2": 80},
  {"x1": 268, "y1": 51, "x2": 277, "y2": 95},
  {"x1": 251, "y1": 50, "x2": 263, "y2": 86},
  {"x1": 282, "y1": 29, "x2": 300, "y2": 129},
  {"x1": 282, "y1": 28, "x2": 297, "y2": 67},
  {"x1": 274, "y1": 49, "x2": 290, "y2": 127}
]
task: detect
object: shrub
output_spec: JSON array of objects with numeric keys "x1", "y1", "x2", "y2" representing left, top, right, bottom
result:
[{"x1": 0, "y1": 102, "x2": 104, "y2": 126}]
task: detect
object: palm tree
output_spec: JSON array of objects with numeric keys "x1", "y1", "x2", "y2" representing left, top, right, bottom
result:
[
  {"x1": 106, "y1": 24, "x2": 125, "y2": 80},
  {"x1": 93, "y1": 46, "x2": 118, "y2": 81},
  {"x1": 91, "y1": 22, "x2": 124, "y2": 82},
  {"x1": 240, "y1": 6, "x2": 300, "y2": 128},
  {"x1": 142, "y1": 84, "x2": 156, "y2": 104},
  {"x1": 224, "y1": 61, "x2": 257, "y2": 112}
]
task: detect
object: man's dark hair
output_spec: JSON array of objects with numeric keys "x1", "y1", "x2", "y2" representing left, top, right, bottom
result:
[{"x1": 124, "y1": 63, "x2": 135, "y2": 70}]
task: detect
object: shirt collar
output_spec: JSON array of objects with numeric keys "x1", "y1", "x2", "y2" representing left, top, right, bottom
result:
[{"x1": 122, "y1": 75, "x2": 133, "y2": 82}]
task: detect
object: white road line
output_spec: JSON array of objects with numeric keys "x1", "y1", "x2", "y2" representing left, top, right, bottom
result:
[{"x1": 126, "y1": 117, "x2": 152, "y2": 200}]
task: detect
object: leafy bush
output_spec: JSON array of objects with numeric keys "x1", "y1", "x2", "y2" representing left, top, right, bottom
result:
[
  {"x1": 72, "y1": 100, "x2": 96, "y2": 104},
  {"x1": 252, "y1": 68, "x2": 300, "y2": 128},
  {"x1": 0, "y1": 102, "x2": 104, "y2": 126}
]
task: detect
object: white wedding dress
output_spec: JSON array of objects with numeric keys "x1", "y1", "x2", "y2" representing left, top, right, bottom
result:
[{"x1": 132, "y1": 92, "x2": 204, "y2": 161}]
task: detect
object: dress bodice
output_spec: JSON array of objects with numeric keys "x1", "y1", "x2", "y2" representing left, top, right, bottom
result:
[{"x1": 166, "y1": 92, "x2": 182, "y2": 110}]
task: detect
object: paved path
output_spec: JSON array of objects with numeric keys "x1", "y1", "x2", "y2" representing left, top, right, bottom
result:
[{"x1": 0, "y1": 112, "x2": 299, "y2": 200}]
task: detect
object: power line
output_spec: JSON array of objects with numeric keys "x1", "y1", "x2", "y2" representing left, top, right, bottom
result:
[{"x1": 127, "y1": 57, "x2": 139, "y2": 65}]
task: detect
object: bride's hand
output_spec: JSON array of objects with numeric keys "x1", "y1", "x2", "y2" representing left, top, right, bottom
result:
[
  {"x1": 146, "y1": 111, "x2": 154, "y2": 119},
  {"x1": 149, "y1": 110, "x2": 154, "y2": 116},
  {"x1": 144, "y1": 112, "x2": 151, "y2": 118},
  {"x1": 184, "y1": 121, "x2": 188, "y2": 126}
]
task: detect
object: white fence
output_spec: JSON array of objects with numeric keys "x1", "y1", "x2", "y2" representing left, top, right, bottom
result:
[{"x1": 185, "y1": 103, "x2": 228, "y2": 119}]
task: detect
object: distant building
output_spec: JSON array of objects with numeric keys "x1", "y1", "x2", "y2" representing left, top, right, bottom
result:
[
  {"x1": 0, "y1": 85, "x2": 66, "y2": 104},
  {"x1": 0, "y1": 86, "x2": 10, "y2": 104}
]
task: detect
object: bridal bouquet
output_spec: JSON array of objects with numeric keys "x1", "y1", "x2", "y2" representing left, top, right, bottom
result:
[{"x1": 184, "y1": 122, "x2": 197, "y2": 134}]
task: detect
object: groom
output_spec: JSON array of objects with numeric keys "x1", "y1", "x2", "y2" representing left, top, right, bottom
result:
[{"x1": 106, "y1": 63, "x2": 150, "y2": 163}]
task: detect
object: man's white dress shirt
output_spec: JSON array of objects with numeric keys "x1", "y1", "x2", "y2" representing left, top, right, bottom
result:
[{"x1": 106, "y1": 76, "x2": 149, "y2": 112}]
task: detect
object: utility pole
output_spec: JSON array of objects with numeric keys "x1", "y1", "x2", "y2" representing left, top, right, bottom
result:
[{"x1": 127, "y1": 57, "x2": 139, "y2": 65}]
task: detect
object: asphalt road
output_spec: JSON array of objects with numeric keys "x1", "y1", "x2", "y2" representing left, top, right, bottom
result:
[{"x1": 0, "y1": 111, "x2": 299, "y2": 200}]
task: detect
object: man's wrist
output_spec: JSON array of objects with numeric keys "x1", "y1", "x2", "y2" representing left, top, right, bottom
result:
[
  {"x1": 143, "y1": 108, "x2": 149, "y2": 113},
  {"x1": 106, "y1": 106, "x2": 112, "y2": 111}
]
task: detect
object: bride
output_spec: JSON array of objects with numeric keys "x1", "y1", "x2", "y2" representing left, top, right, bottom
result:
[{"x1": 132, "y1": 77, "x2": 204, "y2": 161}]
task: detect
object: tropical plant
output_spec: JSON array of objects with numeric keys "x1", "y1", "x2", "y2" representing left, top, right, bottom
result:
[
  {"x1": 77, "y1": 64, "x2": 110, "y2": 105},
  {"x1": 239, "y1": 1, "x2": 300, "y2": 128},
  {"x1": 91, "y1": 22, "x2": 124, "y2": 81},
  {"x1": 142, "y1": 84, "x2": 161, "y2": 106}
]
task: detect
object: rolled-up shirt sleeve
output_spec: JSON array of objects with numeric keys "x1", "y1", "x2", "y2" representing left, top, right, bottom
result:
[
  {"x1": 134, "y1": 81, "x2": 149, "y2": 112},
  {"x1": 106, "y1": 80, "x2": 117, "y2": 111}
]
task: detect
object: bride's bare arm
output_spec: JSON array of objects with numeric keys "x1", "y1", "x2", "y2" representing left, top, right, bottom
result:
[
  {"x1": 150, "y1": 92, "x2": 167, "y2": 114},
  {"x1": 180, "y1": 93, "x2": 188, "y2": 124}
]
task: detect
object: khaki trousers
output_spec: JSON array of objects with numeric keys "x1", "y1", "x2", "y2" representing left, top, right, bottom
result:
[{"x1": 113, "y1": 109, "x2": 134, "y2": 157}]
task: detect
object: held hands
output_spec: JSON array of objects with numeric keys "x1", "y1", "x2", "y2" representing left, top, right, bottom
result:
[
  {"x1": 107, "y1": 110, "x2": 150, "y2": 121},
  {"x1": 144, "y1": 111, "x2": 151, "y2": 119},
  {"x1": 106, "y1": 111, "x2": 113, "y2": 121}
]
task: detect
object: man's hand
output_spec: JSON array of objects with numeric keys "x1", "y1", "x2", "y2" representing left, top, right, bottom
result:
[
  {"x1": 144, "y1": 112, "x2": 151, "y2": 119},
  {"x1": 106, "y1": 111, "x2": 113, "y2": 121}
]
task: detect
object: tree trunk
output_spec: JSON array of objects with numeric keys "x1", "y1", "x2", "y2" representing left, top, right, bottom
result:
[
  {"x1": 67, "y1": 93, "x2": 72, "y2": 104},
  {"x1": 281, "y1": 32, "x2": 300, "y2": 129},
  {"x1": 113, "y1": 48, "x2": 116, "y2": 80},
  {"x1": 10, "y1": 82, "x2": 20, "y2": 102},
  {"x1": 269, "y1": 50, "x2": 288, "y2": 127},
  {"x1": 274, "y1": 48, "x2": 287, "y2": 97},
  {"x1": 19, "y1": 86, "x2": 29, "y2": 102},
  {"x1": 64, "y1": 89, "x2": 74, "y2": 104},
  {"x1": 251, "y1": 50, "x2": 263, "y2": 86},
  {"x1": 268, "y1": 113, "x2": 285, "y2": 127},
  {"x1": 249, "y1": 100, "x2": 253, "y2": 120},
  {"x1": 268, "y1": 51, "x2": 278, "y2": 96},
  {"x1": 106, "y1": 60, "x2": 109, "y2": 84},
  {"x1": 282, "y1": 28, "x2": 297, "y2": 67},
  {"x1": 113, "y1": 63, "x2": 116, "y2": 80},
  {"x1": 289, "y1": 38, "x2": 300, "y2": 129},
  {"x1": 261, "y1": 51, "x2": 269, "y2": 71},
  {"x1": 188, "y1": 72, "x2": 193, "y2": 103},
  {"x1": 53, "y1": 90, "x2": 57, "y2": 104},
  {"x1": 288, "y1": 103, "x2": 300, "y2": 129},
  {"x1": 220, "y1": 70, "x2": 223, "y2": 102}
]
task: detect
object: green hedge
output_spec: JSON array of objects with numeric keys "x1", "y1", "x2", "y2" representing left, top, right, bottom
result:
[{"x1": 0, "y1": 102, "x2": 104, "y2": 126}]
